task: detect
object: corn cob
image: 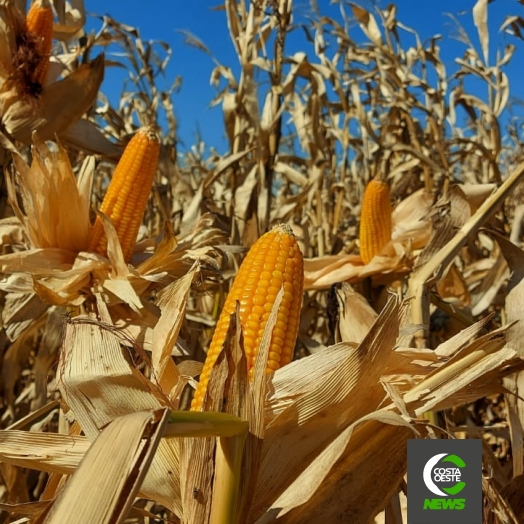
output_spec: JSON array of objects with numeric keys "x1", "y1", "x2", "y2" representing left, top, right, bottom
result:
[
  {"x1": 25, "y1": 0, "x2": 54, "y2": 86},
  {"x1": 191, "y1": 224, "x2": 304, "y2": 411},
  {"x1": 88, "y1": 127, "x2": 160, "y2": 262},
  {"x1": 359, "y1": 178, "x2": 392, "y2": 264}
]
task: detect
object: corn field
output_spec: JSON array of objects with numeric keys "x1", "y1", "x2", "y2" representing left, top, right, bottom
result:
[{"x1": 1, "y1": 0, "x2": 524, "y2": 522}]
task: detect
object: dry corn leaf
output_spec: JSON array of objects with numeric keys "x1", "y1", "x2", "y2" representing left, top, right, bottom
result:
[
  {"x1": 403, "y1": 326, "x2": 519, "y2": 416},
  {"x1": 33, "y1": 307, "x2": 63, "y2": 410},
  {"x1": 457, "y1": 183, "x2": 497, "y2": 213},
  {"x1": 0, "y1": 500, "x2": 51, "y2": 520},
  {"x1": 151, "y1": 266, "x2": 198, "y2": 397},
  {"x1": 2, "y1": 314, "x2": 47, "y2": 408},
  {"x1": 1, "y1": 291, "x2": 47, "y2": 341},
  {"x1": 42, "y1": 409, "x2": 168, "y2": 524},
  {"x1": 491, "y1": 232, "x2": 524, "y2": 475},
  {"x1": 469, "y1": 250, "x2": 508, "y2": 316},
  {"x1": 52, "y1": 0, "x2": 86, "y2": 40},
  {"x1": 473, "y1": 0, "x2": 490, "y2": 64},
  {"x1": 390, "y1": 188, "x2": 434, "y2": 246},
  {"x1": 331, "y1": 282, "x2": 378, "y2": 344},
  {"x1": 266, "y1": 420, "x2": 413, "y2": 524},
  {"x1": 58, "y1": 299, "x2": 183, "y2": 515},
  {"x1": 60, "y1": 119, "x2": 122, "y2": 157},
  {"x1": 436, "y1": 263, "x2": 471, "y2": 307},
  {"x1": 0, "y1": 431, "x2": 89, "y2": 474}
]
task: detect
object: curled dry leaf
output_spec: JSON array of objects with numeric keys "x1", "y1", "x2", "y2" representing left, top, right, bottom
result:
[
  {"x1": 330, "y1": 282, "x2": 378, "y2": 345},
  {"x1": 9, "y1": 134, "x2": 91, "y2": 251},
  {"x1": 51, "y1": 0, "x2": 86, "y2": 40}
]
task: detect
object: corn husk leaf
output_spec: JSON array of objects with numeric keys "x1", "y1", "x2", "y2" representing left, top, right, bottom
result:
[
  {"x1": 0, "y1": 432, "x2": 89, "y2": 474},
  {"x1": 42, "y1": 408, "x2": 169, "y2": 524},
  {"x1": 9, "y1": 135, "x2": 91, "y2": 252},
  {"x1": 331, "y1": 282, "x2": 378, "y2": 344},
  {"x1": 59, "y1": 119, "x2": 122, "y2": 157},
  {"x1": 57, "y1": 298, "x2": 183, "y2": 515}
]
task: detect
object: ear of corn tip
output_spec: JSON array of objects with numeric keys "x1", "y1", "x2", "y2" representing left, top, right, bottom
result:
[
  {"x1": 190, "y1": 224, "x2": 304, "y2": 411},
  {"x1": 359, "y1": 178, "x2": 392, "y2": 264},
  {"x1": 88, "y1": 126, "x2": 160, "y2": 262}
]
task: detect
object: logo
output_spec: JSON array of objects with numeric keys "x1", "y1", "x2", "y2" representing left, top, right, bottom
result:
[
  {"x1": 423, "y1": 453, "x2": 466, "y2": 496},
  {"x1": 407, "y1": 439, "x2": 481, "y2": 523}
]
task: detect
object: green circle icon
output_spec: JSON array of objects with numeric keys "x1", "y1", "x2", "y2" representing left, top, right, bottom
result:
[{"x1": 441, "y1": 454, "x2": 466, "y2": 495}]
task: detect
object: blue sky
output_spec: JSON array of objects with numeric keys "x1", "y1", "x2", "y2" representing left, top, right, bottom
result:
[{"x1": 84, "y1": 1, "x2": 524, "y2": 153}]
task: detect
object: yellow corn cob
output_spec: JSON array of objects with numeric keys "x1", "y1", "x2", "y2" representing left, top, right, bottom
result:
[
  {"x1": 25, "y1": 0, "x2": 54, "y2": 86},
  {"x1": 359, "y1": 178, "x2": 392, "y2": 264},
  {"x1": 191, "y1": 224, "x2": 304, "y2": 411},
  {"x1": 88, "y1": 127, "x2": 160, "y2": 262}
]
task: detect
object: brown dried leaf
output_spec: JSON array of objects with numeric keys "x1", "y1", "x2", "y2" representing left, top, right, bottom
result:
[
  {"x1": 473, "y1": 0, "x2": 489, "y2": 64},
  {"x1": 350, "y1": 4, "x2": 382, "y2": 46},
  {"x1": 58, "y1": 305, "x2": 183, "y2": 515},
  {"x1": 151, "y1": 267, "x2": 197, "y2": 396},
  {"x1": 43, "y1": 409, "x2": 168, "y2": 524},
  {"x1": 11, "y1": 136, "x2": 91, "y2": 252},
  {"x1": 332, "y1": 283, "x2": 377, "y2": 344},
  {"x1": 253, "y1": 297, "x2": 402, "y2": 518},
  {"x1": 0, "y1": 431, "x2": 89, "y2": 474}
]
